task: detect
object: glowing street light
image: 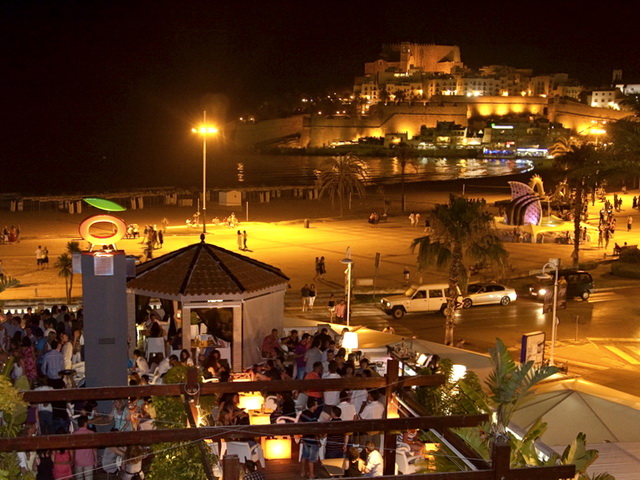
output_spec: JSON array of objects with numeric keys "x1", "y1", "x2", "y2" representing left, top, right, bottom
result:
[{"x1": 191, "y1": 111, "x2": 218, "y2": 235}]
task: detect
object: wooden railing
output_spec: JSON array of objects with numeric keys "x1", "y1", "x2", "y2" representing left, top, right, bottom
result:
[{"x1": 6, "y1": 360, "x2": 576, "y2": 480}]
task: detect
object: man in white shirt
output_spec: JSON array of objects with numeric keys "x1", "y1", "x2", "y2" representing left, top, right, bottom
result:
[
  {"x1": 363, "y1": 441, "x2": 383, "y2": 477},
  {"x1": 336, "y1": 390, "x2": 357, "y2": 421},
  {"x1": 322, "y1": 361, "x2": 341, "y2": 407},
  {"x1": 133, "y1": 349, "x2": 150, "y2": 376},
  {"x1": 60, "y1": 332, "x2": 73, "y2": 370},
  {"x1": 358, "y1": 390, "x2": 385, "y2": 449}
]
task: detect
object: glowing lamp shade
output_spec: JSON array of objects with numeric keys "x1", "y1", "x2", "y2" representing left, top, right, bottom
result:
[
  {"x1": 342, "y1": 331, "x2": 359, "y2": 350},
  {"x1": 249, "y1": 413, "x2": 271, "y2": 425},
  {"x1": 263, "y1": 437, "x2": 291, "y2": 460},
  {"x1": 238, "y1": 393, "x2": 264, "y2": 411},
  {"x1": 451, "y1": 364, "x2": 467, "y2": 382}
]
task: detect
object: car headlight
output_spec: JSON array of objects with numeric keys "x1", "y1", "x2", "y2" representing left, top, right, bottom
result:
[{"x1": 538, "y1": 288, "x2": 547, "y2": 295}]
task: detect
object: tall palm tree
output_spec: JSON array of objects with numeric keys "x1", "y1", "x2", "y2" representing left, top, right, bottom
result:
[
  {"x1": 395, "y1": 142, "x2": 417, "y2": 213},
  {"x1": 411, "y1": 195, "x2": 509, "y2": 345},
  {"x1": 554, "y1": 145, "x2": 606, "y2": 267},
  {"x1": 55, "y1": 241, "x2": 81, "y2": 304},
  {"x1": 316, "y1": 153, "x2": 367, "y2": 217}
]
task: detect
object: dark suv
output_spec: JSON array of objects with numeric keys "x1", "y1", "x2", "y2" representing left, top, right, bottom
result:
[{"x1": 529, "y1": 269, "x2": 594, "y2": 301}]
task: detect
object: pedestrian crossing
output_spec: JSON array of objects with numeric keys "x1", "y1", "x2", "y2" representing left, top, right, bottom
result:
[{"x1": 603, "y1": 345, "x2": 640, "y2": 365}]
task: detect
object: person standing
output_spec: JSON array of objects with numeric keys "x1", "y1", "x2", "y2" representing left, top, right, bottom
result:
[
  {"x1": 335, "y1": 299, "x2": 346, "y2": 323},
  {"x1": 308, "y1": 284, "x2": 317, "y2": 311},
  {"x1": 319, "y1": 256, "x2": 326, "y2": 280},
  {"x1": 35, "y1": 245, "x2": 43, "y2": 270},
  {"x1": 42, "y1": 246, "x2": 49, "y2": 269},
  {"x1": 0, "y1": 260, "x2": 4, "y2": 279},
  {"x1": 299, "y1": 397, "x2": 320, "y2": 479},
  {"x1": 237, "y1": 230, "x2": 243, "y2": 250},
  {"x1": 301, "y1": 284, "x2": 310, "y2": 311},
  {"x1": 327, "y1": 293, "x2": 336, "y2": 321},
  {"x1": 628, "y1": 216, "x2": 633, "y2": 232},
  {"x1": 72, "y1": 416, "x2": 98, "y2": 480},
  {"x1": 242, "y1": 230, "x2": 248, "y2": 250},
  {"x1": 314, "y1": 257, "x2": 320, "y2": 280}
]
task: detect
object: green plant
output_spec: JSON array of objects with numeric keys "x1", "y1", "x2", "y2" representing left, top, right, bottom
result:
[
  {"x1": 411, "y1": 195, "x2": 509, "y2": 345},
  {"x1": 0, "y1": 376, "x2": 34, "y2": 479},
  {"x1": 147, "y1": 366, "x2": 217, "y2": 480},
  {"x1": 611, "y1": 261, "x2": 640, "y2": 278},
  {"x1": 445, "y1": 339, "x2": 612, "y2": 479},
  {"x1": 415, "y1": 358, "x2": 484, "y2": 416}
]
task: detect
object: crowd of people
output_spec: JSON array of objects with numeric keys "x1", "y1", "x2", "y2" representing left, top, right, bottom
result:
[{"x1": 1, "y1": 303, "x2": 428, "y2": 478}]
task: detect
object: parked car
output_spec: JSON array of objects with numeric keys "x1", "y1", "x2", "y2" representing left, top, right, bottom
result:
[
  {"x1": 379, "y1": 283, "x2": 461, "y2": 319},
  {"x1": 461, "y1": 283, "x2": 517, "y2": 308},
  {"x1": 529, "y1": 269, "x2": 594, "y2": 301}
]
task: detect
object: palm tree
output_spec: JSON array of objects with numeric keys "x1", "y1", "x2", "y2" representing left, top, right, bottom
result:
[
  {"x1": 55, "y1": 241, "x2": 81, "y2": 304},
  {"x1": 395, "y1": 142, "x2": 417, "y2": 213},
  {"x1": 411, "y1": 195, "x2": 509, "y2": 345},
  {"x1": 316, "y1": 153, "x2": 367, "y2": 217},
  {"x1": 554, "y1": 145, "x2": 606, "y2": 267},
  {"x1": 547, "y1": 136, "x2": 575, "y2": 158},
  {"x1": 0, "y1": 276, "x2": 20, "y2": 297}
]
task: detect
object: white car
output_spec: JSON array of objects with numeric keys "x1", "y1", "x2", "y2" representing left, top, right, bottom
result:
[
  {"x1": 462, "y1": 283, "x2": 517, "y2": 308},
  {"x1": 379, "y1": 283, "x2": 461, "y2": 319}
]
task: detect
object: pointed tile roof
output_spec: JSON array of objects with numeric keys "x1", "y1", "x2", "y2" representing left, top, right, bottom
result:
[{"x1": 127, "y1": 236, "x2": 289, "y2": 301}]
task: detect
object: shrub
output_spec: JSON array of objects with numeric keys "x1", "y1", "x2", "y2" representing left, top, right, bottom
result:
[
  {"x1": 611, "y1": 260, "x2": 640, "y2": 278},
  {"x1": 619, "y1": 248, "x2": 640, "y2": 264}
]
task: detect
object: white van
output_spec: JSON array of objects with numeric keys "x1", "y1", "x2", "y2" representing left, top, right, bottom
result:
[{"x1": 379, "y1": 283, "x2": 461, "y2": 319}]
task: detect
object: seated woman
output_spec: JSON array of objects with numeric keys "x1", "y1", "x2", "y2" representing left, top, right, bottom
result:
[
  {"x1": 202, "y1": 349, "x2": 230, "y2": 379},
  {"x1": 342, "y1": 446, "x2": 364, "y2": 477}
]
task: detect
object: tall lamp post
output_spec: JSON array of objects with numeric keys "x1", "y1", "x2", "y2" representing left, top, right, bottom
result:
[
  {"x1": 542, "y1": 258, "x2": 560, "y2": 365},
  {"x1": 191, "y1": 111, "x2": 218, "y2": 235},
  {"x1": 341, "y1": 248, "x2": 353, "y2": 326}
]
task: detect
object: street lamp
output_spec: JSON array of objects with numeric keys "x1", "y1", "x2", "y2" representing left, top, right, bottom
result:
[
  {"x1": 542, "y1": 258, "x2": 560, "y2": 365},
  {"x1": 341, "y1": 248, "x2": 353, "y2": 326},
  {"x1": 191, "y1": 111, "x2": 218, "y2": 235}
]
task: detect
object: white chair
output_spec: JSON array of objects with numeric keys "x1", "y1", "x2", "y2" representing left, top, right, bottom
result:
[
  {"x1": 395, "y1": 444, "x2": 422, "y2": 474},
  {"x1": 220, "y1": 440, "x2": 265, "y2": 468},
  {"x1": 145, "y1": 337, "x2": 166, "y2": 362}
]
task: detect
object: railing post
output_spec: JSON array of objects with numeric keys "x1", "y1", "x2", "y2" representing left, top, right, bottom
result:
[
  {"x1": 222, "y1": 454, "x2": 241, "y2": 480},
  {"x1": 383, "y1": 359, "x2": 399, "y2": 476},
  {"x1": 491, "y1": 436, "x2": 511, "y2": 480}
]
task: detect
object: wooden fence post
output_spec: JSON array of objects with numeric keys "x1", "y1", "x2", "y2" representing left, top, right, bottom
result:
[
  {"x1": 491, "y1": 436, "x2": 511, "y2": 480},
  {"x1": 222, "y1": 454, "x2": 240, "y2": 480}
]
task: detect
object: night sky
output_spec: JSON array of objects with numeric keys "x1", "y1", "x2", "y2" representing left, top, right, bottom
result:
[{"x1": 2, "y1": 0, "x2": 639, "y2": 195}]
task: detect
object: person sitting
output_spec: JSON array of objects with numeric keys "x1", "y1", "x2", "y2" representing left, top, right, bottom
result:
[
  {"x1": 261, "y1": 329, "x2": 284, "y2": 358},
  {"x1": 613, "y1": 242, "x2": 622, "y2": 255},
  {"x1": 342, "y1": 446, "x2": 364, "y2": 477}
]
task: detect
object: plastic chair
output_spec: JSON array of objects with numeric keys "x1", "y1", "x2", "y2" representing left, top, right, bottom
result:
[
  {"x1": 395, "y1": 444, "x2": 422, "y2": 474},
  {"x1": 145, "y1": 337, "x2": 166, "y2": 362},
  {"x1": 220, "y1": 440, "x2": 265, "y2": 468}
]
